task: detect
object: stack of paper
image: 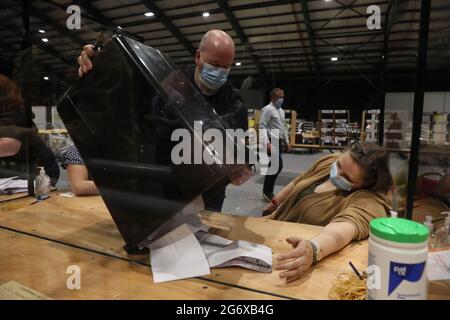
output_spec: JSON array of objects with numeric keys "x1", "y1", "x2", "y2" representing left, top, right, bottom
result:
[
  {"x1": 143, "y1": 197, "x2": 273, "y2": 283},
  {"x1": 427, "y1": 249, "x2": 450, "y2": 281},
  {"x1": 0, "y1": 177, "x2": 28, "y2": 195}
]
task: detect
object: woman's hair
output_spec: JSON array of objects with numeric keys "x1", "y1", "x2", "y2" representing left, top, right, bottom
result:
[
  {"x1": 0, "y1": 73, "x2": 24, "y2": 113},
  {"x1": 346, "y1": 141, "x2": 393, "y2": 194}
]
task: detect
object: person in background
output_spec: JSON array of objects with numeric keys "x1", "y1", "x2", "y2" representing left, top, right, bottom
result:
[
  {"x1": 259, "y1": 87, "x2": 292, "y2": 202},
  {"x1": 0, "y1": 73, "x2": 59, "y2": 185},
  {"x1": 76, "y1": 29, "x2": 253, "y2": 211},
  {"x1": 262, "y1": 142, "x2": 392, "y2": 283},
  {"x1": 61, "y1": 144, "x2": 99, "y2": 196}
]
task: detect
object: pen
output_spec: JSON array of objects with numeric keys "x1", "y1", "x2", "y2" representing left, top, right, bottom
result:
[{"x1": 349, "y1": 261, "x2": 364, "y2": 280}]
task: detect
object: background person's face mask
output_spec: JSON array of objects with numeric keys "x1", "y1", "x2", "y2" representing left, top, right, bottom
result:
[
  {"x1": 199, "y1": 57, "x2": 230, "y2": 90},
  {"x1": 330, "y1": 161, "x2": 353, "y2": 191},
  {"x1": 274, "y1": 98, "x2": 284, "y2": 108}
]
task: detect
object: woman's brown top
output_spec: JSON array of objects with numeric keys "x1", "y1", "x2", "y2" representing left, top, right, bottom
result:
[{"x1": 270, "y1": 154, "x2": 392, "y2": 240}]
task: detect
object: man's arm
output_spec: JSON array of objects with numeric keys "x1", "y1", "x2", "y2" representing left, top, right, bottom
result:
[
  {"x1": 283, "y1": 111, "x2": 290, "y2": 145},
  {"x1": 258, "y1": 107, "x2": 272, "y2": 149},
  {"x1": 0, "y1": 137, "x2": 21, "y2": 157},
  {"x1": 219, "y1": 88, "x2": 248, "y2": 131}
]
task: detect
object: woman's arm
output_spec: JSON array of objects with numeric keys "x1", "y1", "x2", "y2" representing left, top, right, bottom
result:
[
  {"x1": 274, "y1": 221, "x2": 356, "y2": 283},
  {"x1": 0, "y1": 137, "x2": 21, "y2": 157},
  {"x1": 263, "y1": 181, "x2": 295, "y2": 215},
  {"x1": 67, "y1": 164, "x2": 99, "y2": 196}
]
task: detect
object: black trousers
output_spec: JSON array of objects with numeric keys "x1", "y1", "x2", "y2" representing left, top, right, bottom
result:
[
  {"x1": 263, "y1": 140, "x2": 283, "y2": 195},
  {"x1": 203, "y1": 187, "x2": 226, "y2": 212}
]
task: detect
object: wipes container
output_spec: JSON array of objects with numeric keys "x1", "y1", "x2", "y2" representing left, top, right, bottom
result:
[{"x1": 367, "y1": 217, "x2": 429, "y2": 300}]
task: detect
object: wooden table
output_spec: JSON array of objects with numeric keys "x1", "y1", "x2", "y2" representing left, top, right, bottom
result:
[
  {"x1": 0, "y1": 192, "x2": 29, "y2": 204},
  {"x1": 0, "y1": 195, "x2": 449, "y2": 300},
  {"x1": 0, "y1": 228, "x2": 277, "y2": 300}
]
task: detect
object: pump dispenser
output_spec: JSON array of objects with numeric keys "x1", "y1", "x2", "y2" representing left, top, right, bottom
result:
[
  {"x1": 35, "y1": 166, "x2": 51, "y2": 201},
  {"x1": 423, "y1": 215, "x2": 437, "y2": 249}
]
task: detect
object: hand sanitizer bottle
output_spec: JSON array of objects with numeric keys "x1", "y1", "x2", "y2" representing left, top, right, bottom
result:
[
  {"x1": 35, "y1": 166, "x2": 51, "y2": 201},
  {"x1": 423, "y1": 216, "x2": 437, "y2": 249},
  {"x1": 435, "y1": 212, "x2": 450, "y2": 247}
]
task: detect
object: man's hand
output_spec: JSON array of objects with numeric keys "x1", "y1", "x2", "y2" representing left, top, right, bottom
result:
[
  {"x1": 77, "y1": 44, "x2": 98, "y2": 78},
  {"x1": 229, "y1": 166, "x2": 253, "y2": 186},
  {"x1": 274, "y1": 237, "x2": 314, "y2": 283},
  {"x1": 285, "y1": 143, "x2": 292, "y2": 153}
]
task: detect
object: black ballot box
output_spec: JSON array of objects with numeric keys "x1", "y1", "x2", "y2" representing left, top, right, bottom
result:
[{"x1": 57, "y1": 34, "x2": 251, "y2": 254}]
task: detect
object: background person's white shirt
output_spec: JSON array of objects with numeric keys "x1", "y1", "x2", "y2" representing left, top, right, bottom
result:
[{"x1": 258, "y1": 101, "x2": 290, "y2": 148}]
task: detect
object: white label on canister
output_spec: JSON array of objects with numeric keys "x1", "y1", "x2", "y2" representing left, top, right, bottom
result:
[{"x1": 368, "y1": 235, "x2": 428, "y2": 300}]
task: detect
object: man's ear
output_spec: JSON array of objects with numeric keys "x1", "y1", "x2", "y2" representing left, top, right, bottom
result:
[{"x1": 194, "y1": 49, "x2": 201, "y2": 65}]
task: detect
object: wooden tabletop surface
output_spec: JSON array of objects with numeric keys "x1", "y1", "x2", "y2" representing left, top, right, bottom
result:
[
  {"x1": 0, "y1": 228, "x2": 279, "y2": 300},
  {"x1": 0, "y1": 195, "x2": 448, "y2": 300}
]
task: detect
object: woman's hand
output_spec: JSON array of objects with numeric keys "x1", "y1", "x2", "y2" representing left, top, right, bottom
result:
[{"x1": 274, "y1": 237, "x2": 314, "y2": 283}]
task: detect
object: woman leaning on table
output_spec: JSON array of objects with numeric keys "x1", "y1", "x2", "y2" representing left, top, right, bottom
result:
[{"x1": 263, "y1": 142, "x2": 393, "y2": 283}]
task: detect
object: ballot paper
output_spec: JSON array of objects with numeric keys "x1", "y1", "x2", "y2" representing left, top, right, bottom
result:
[
  {"x1": 139, "y1": 196, "x2": 209, "y2": 249},
  {"x1": 203, "y1": 238, "x2": 272, "y2": 272},
  {"x1": 145, "y1": 196, "x2": 272, "y2": 283},
  {"x1": 0, "y1": 177, "x2": 28, "y2": 195},
  {"x1": 150, "y1": 224, "x2": 211, "y2": 283},
  {"x1": 427, "y1": 249, "x2": 450, "y2": 281}
]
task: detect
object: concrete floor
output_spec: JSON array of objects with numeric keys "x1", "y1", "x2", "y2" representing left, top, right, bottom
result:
[{"x1": 55, "y1": 150, "x2": 430, "y2": 217}]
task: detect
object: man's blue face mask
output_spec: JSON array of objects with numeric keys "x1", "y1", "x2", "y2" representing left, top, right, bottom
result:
[
  {"x1": 274, "y1": 98, "x2": 284, "y2": 108},
  {"x1": 330, "y1": 161, "x2": 353, "y2": 191},
  {"x1": 199, "y1": 56, "x2": 230, "y2": 90}
]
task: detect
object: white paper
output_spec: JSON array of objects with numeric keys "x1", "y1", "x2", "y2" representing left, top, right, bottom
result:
[
  {"x1": 0, "y1": 177, "x2": 28, "y2": 195},
  {"x1": 196, "y1": 231, "x2": 233, "y2": 255},
  {"x1": 138, "y1": 196, "x2": 209, "y2": 249},
  {"x1": 206, "y1": 240, "x2": 272, "y2": 273},
  {"x1": 58, "y1": 192, "x2": 75, "y2": 198},
  {"x1": 150, "y1": 224, "x2": 211, "y2": 283},
  {"x1": 427, "y1": 250, "x2": 450, "y2": 281},
  {"x1": 0, "y1": 176, "x2": 19, "y2": 187}
]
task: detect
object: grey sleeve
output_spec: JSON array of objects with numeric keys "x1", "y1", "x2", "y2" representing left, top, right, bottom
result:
[{"x1": 258, "y1": 107, "x2": 272, "y2": 146}]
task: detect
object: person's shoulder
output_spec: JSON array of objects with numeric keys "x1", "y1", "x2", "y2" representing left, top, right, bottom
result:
[
  {"x1": 317, "y1": 153, "x2": 339, "y2": 165},
  {"x1": 261, "y1": 103, "x2": 274, "y2": 111},
  {"x1": 349, "y1": 189, "x2": 391, "y2": 208}
]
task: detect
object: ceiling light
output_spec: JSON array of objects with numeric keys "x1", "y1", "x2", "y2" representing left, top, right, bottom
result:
[
  {"x1": 202, "y1": 12, "x2": 210, "y2": 17},
  {"x1": 41, "y1": 38, "x2": 49, "y2": 43},
  {"x1": 38, "y1": 29, "x2": 46, "y2": 33},
  {"x1": 235, "y1": 62, "x2": 242, "y2": 66},
  {"x1": 331, "y1": 56, "x2": 338, "y2": 61},
  {"x1": 144, "y1": 12, "x2": 154, "y2": 17},
  {"x1": 43, "y1": 76, "x2": 49, "y2": 80}
]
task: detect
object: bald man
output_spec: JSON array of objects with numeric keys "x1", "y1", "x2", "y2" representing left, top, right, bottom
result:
[{"x1": 76, "y1": 30, "x2": 252, "y2": 212}]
